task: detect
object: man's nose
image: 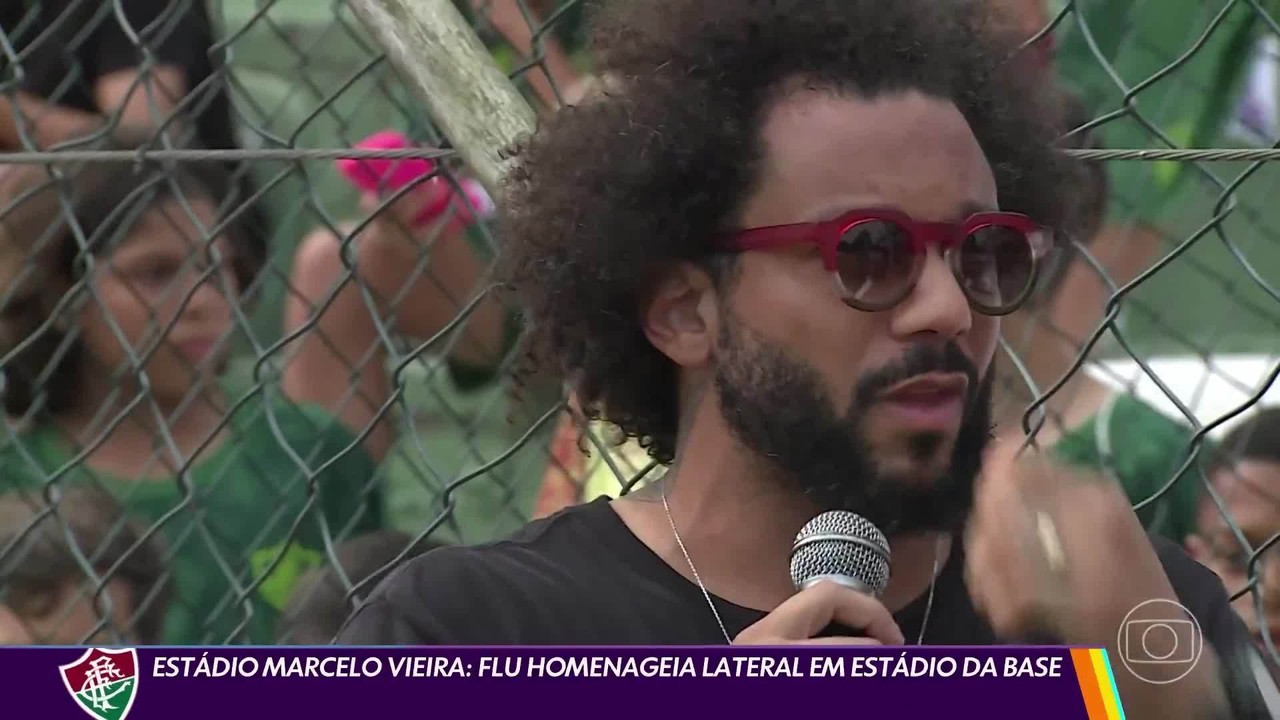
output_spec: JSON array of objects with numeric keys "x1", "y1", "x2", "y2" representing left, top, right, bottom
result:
[{"x1": 888, "y1": 251, "x2": 972, "y2": 341}]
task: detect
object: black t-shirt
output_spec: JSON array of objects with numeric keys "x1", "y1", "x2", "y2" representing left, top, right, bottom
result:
[
  {"x1": 340, "y1": 497, "x2": 1276, "y2": 715},
  {"x1": 341, "y1": 497, "x2": 987, "y2": 645}
]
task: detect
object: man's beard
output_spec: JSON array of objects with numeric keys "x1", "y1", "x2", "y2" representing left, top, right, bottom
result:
[{"x1": 714, "y1": 317, "x2": 993, "y2": 536}]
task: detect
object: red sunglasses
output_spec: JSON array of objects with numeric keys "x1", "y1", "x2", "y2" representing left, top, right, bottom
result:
[{"x1": 716, "y1": 208, "x2": 1055, "y2": 316}]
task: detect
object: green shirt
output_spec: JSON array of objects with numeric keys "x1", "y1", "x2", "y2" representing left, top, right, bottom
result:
[
  {"x1": 0, "y1": 394, "x2": 381, "y2": 645},
  {"x1": 1050, "y1": 393, "x2": 1210, "y2": 543}
]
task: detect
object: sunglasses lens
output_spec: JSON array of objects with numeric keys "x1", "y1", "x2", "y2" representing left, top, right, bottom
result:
[
  {"x1": 955, "y1": 224, "x2": 1035, "y2": 312},
  {"x1": 835, "y1": 220, "x2": 917, "y2": 309}
]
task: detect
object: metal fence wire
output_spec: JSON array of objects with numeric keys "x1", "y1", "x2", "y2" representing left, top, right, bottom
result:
[{"x1": 0, "y1": 0, "x2": 1275, "y2": 661}]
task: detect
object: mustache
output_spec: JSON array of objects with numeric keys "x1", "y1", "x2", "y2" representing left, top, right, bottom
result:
[{"x1": 854, "y1": 342, "x2": 980, "y2": 407}]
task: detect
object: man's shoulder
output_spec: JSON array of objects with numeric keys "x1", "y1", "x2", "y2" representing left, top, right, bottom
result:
[
  {"x1": 339, "y1": 500, "x2": 617, "y2": 644},
  {"x1": 396, "y1": 525, "x2": 582, "y2": 596}
]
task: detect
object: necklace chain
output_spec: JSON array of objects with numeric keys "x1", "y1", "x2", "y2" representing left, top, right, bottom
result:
[
  {"x1": 663, "y1": 488, "x2": 734, "y2": 644},
  {"x1": 662, "y1": 486, "x2": 943, "y2": 645}
]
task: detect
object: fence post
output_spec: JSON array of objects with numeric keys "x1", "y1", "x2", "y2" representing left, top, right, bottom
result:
[{"x1": 348, "y1": 0, "x2": 539, "y2": 199}]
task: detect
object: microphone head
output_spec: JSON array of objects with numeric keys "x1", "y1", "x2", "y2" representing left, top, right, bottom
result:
[{"x1": 790, "y1": 511, "x2": 891, "y2": 597}]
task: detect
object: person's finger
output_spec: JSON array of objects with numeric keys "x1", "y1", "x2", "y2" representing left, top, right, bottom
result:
[
  {"x1": 790, "y1": 636, "x2": 885, "y2": 646},
  {"x1": 756, "y1": 581, "x2": 905, "y2": 645}
]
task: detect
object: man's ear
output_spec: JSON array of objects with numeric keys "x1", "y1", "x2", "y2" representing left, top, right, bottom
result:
[{"x1": 641, "y1": 262, "x2": 721, "y2": 369}]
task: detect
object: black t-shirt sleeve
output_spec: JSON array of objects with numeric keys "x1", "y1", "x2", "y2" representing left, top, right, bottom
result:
[
  {"x1": 1153, "y1": 536, "x2": 1278, "y2": 719},
  {"x1": 94, "y1": 0, "x2": 207, "y2": 80},
  {"x1": 336, "y1": 553, "x2": 461, "y2": 646},
  {"x1": 338, "y1": 596, "x2": 447, "y2": 646},
  {"x1": 336, "y1": 544, "x2": 537, "y2": 646}
]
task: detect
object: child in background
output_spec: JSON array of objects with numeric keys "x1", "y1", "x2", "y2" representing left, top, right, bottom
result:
[
  {"x1": 0, "y1": 487, "x2": 170, "y2": 645},
  {"x1": 285, "y1": 131, "x2": 510, "y2": 466},
  {"x1": 284, "y1": 130, "x2": 555, "y2": 547},
  {"x1": 1185, "y1": 409, "x2": 1280, "y2": 660},
  {"x1": 0, "y1": 132, "x2": 382, "y2": 645}
]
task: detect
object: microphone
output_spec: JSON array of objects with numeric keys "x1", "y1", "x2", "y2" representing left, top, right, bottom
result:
[
  {"x1": 790, "y1": 510, "x2": 891, "y2": 597},
  {"x1": 789, "y1": 511, "x2": 893, "y2": 642}
]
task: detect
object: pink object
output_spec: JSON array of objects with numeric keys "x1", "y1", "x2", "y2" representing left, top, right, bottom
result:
[
  {"x1": 336, "y1": 130, "x2": 436, "y2": 193},
  {"x1": 336, "y1": 130, "x2": 494, "y2": 229}
]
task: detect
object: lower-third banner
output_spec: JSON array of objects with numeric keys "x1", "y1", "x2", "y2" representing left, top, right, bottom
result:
[{"x1": 10, "y1": 646, "x2": 1123, "y2": 719}]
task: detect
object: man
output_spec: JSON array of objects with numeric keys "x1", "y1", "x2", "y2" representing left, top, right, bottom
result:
[
  {"x1": 339, "y1": 0, "x2": 1272, "y2": 715},
  {"x1": 0, "y1": 487, "x2": 170, "y2": 645}
]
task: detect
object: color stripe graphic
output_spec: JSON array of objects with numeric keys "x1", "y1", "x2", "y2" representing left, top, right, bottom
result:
[{"x1": 1069, "y1": 648, "x2": 1127, "y2": 720}]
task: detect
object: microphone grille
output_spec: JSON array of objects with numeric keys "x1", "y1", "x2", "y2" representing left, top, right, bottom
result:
[{"x1": 790, "y1": 511, "x2": 891, "y2": 596}]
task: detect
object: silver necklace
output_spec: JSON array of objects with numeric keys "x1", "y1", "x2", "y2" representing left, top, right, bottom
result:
[{"x1": 662, "y1": 486, "x2": 944, "y2": 645}]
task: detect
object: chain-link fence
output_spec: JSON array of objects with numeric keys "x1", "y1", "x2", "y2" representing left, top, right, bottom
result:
[{"x1": 0, "y1": 0, "x2": 1275, "y2": 663}]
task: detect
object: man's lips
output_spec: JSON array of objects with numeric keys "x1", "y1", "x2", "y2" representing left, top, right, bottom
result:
[{"x1": 876, "y1": 373, "x2": 969, "y2": 429}]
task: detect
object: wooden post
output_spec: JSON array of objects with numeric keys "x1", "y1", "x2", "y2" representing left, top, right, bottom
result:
[{"x1": 349, "y1": 0, "x2": 538, "y2": 200}]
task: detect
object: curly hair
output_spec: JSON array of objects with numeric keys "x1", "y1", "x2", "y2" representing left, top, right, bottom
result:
[
  {"x1": 0, "y1": 130, "x2": 259, "y2": 418},
  {"x1": 496, "y1": 0, "x2": 1089, "y2": 464}
]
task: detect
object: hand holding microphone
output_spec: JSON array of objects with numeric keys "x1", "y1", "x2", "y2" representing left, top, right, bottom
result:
[{"x1": 734, "y1": 512, "x2": 904, "y2": 646}]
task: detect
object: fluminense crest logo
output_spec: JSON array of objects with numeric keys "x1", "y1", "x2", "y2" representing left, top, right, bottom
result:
[{"x1": 58, "y1": 648, "x2": 139, "y2": 720}]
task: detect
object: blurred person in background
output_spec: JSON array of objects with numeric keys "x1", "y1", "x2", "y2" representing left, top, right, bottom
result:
[
  {"x1": 282, "y1": 136, "x2": 539, "y2": 548},
  {"x1": 469, "y1": 0, "x2": 593, "y2": 110},
  {"x1": 283, "y1": 142, "x2": 513, "y2": 465},
  {"x1": 0, "y1": 486, "x2": 171, "y2": 645},
  {"x1": 0, "y1": 0, "x2": 267, "y2": 266},
  {"x1": 276, "y1": 530, "x2": 443, "y2": 645},
  {"x1": 988, "y1": 0, "x2": 1221, "y2": 547},
  {"x1": 0, "y1": 131, "x2": 381, "y2": 645},
  {"x1": 1186, "y1": 409, "x2": 1280, "y2": 663},
  {"x1": 278, "y1": 3, "x2": 593, "y2": 542}
]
